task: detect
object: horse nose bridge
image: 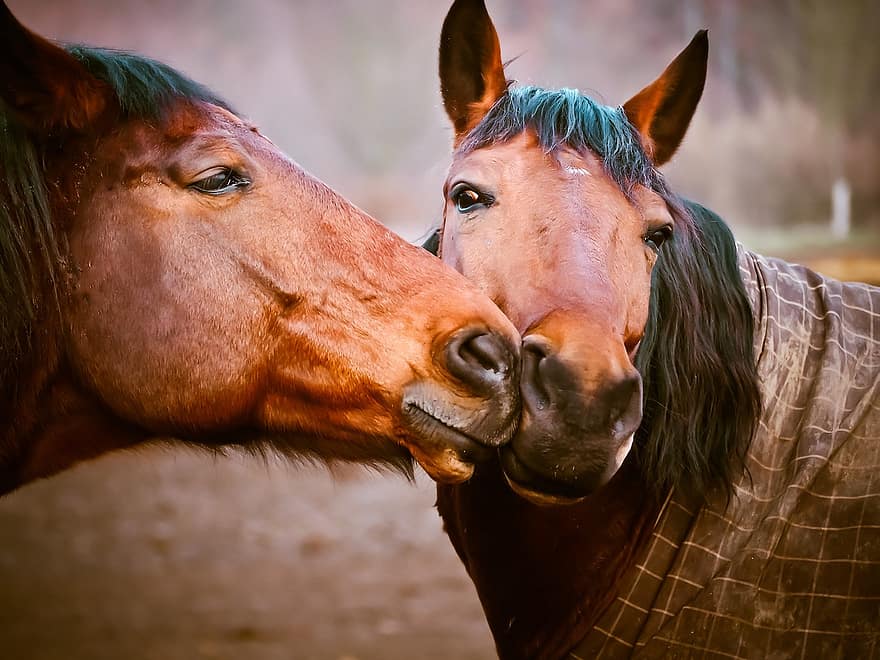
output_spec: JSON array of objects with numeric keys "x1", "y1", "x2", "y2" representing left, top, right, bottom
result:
[
  {"x1": 511, "y1": 276, "x2": 622, "y2": 331},
  {"x1": 524, "y1": 309, "x2": 626, "y2": 362}
]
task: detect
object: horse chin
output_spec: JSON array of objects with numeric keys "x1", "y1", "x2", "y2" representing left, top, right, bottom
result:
[
  {"x1": 501, "y1": 471, "x2": 586, "y2": 506},
  {"x1": 409, "y1": 445, "x2": 476, "y2": 484},
  {"x1": 499, "y1": 433, "x2": 635, "y2": 505}
]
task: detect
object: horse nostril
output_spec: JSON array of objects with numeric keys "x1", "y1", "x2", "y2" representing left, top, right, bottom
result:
[
  {"x1": 606, "y1": 373, "x2": 643, "y2": 439},
  {"x1": 522, "y1": 336, "x2": 552, "y2": 410},
  {"x1": 445, "y1": 329, "x2": 514, "y2": 392}
]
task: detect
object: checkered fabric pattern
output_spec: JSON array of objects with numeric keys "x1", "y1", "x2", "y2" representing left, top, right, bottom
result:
[{"x1": 569, "y1": 248, "x2": 880, "y2": 659}]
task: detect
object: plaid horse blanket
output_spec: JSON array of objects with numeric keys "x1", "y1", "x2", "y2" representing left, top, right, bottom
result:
[{"x1": 571, "y1": 248, "x2": 880, "y2": 659}]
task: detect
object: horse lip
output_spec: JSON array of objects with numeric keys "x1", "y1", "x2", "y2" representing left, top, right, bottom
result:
[
  {"x1": 499, "y1": 446, "x2": 590, "y2": 504},
  {"x1": 500, "y1": 457, "x2": 586, "y2": 506},
  {"x1": 401, "y1": 400, "x2": 496, "y2": 464},
  {"x1": 503, "y1": 475, "x2": 586, "y2": 507},
  {"x1": 500, "y1": 430, "x2": 634, "y2": 504}
]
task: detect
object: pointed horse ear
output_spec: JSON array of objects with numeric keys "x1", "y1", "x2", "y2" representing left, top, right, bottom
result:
[
  {"x1": 439, "y1": 0, "x2": 507, "y2": 144},
  {"x1": 623, "y1": 30, "x2": 708, "y2": 166},
  {"x1": 0, "y1": 3, "x2": 112, "y2": 135}
]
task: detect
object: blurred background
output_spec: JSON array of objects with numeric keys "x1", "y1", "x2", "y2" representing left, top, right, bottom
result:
[{"x1": 1, "y1": 1, "x2": 877, "y2": 659}]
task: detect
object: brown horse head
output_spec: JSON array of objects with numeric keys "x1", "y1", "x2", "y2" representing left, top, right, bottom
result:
[
  {"x1": 0, "y1": 3, "x2": 522, "y2": 492},
  {"x1": 437, "y1": 0, "x2": 708, "y2": 503}
]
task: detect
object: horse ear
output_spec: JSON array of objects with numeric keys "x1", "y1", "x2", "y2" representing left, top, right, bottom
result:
[
  {"x1": 623, "y1": 30, "x2": 708, "y2": 166},
  {"x1": 439, "y1": 0, "x2": 507, "y2": 143},
  {"x1": 0, "y1": 3, "x2": 112, "y2": 134}
]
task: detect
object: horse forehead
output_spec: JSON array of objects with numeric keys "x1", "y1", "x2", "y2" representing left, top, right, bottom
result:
[
  {"x1": 563, "y1": 165, "x2": 591, "y2": 176},
  {"x1": 183, "y1": 104, "x2": 284, "y2": 159},
  {"x1": 450, "y1": 143, "x2": 517, "y2": 180},
  {"x1": 453, "y1": 134, "x2": 607, "y2": 184},
  {"x1": 94, "y1": 104, "x2": 269, "y2": 174},
  {"x1": 553, "y1": 147, "x2": 603, "y2": 178},
  {"x1": 162, "y1": 100, "x2": 252, "y2": 138}
]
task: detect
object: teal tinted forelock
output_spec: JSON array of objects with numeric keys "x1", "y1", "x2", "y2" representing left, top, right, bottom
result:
[
  {"x1": 460, "y1": 86, "x2": 658, "y2": 193},
  {"x1": 66, "y1": 46, "x2": 232, "y2": 119}
]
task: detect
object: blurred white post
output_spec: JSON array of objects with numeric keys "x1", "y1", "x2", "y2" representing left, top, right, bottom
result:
[{"x1": 831, "y1": 177, "x2": 851, "y2": 239}]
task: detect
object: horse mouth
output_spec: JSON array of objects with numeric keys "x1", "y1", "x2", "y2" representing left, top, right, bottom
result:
[
  {"x1": 400, "y1": 374, "x2": 520, "y2": 483},
  {"x1": 502, "y1": 472, "x2": 585, "y2": 506},
  {"x1": 403, "y1": 402, "x2": 496, "y2": 460},
  {"x1": 499, "y1": 433, "x2": 634, "y2": 506},
  {"x1": 499, "y1": 447, "x2": 588, "y2": 505}
]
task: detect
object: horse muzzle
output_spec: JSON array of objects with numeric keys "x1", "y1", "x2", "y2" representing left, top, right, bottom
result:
[
  {"x1": 402, "y1": 326, "x2": 521, "y2": 483},
  {"x1": 499, "y1": 333, "x2": 642, "y2": 504}
]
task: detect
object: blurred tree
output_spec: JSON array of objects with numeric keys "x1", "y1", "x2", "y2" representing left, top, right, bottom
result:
[
  {"x1": 756, "y1": 1, "x2": 879, "y2": 231},
  {"x1": 651, "y1": 0, "x2": 879, "y2": 230}
]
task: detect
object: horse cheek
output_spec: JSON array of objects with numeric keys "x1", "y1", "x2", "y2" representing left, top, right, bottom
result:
[
  {"x1": 623, "y1": 255, "x2": 655, "y2": 348},
  {"x1": 65, "y1": 208, "x2": 263, "y2": 431}
]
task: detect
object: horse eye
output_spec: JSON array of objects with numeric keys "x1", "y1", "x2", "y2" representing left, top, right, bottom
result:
[
  {"x1": 189, "y1": 168, "x2": 250, "y2": 195},
  {"x1": 452, "y1": 186, "x2": 491, "y2": 213},
  {"x1": 644, "y1": 226, "x2": 673, "y2": 252}
]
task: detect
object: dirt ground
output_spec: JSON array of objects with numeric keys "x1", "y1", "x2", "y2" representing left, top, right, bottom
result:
[{"x1": 0, "y1": 449, "x2": 497, "y2": 660}]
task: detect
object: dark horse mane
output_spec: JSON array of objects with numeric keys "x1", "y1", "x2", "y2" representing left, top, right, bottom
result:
[
  {"x1": 0, "y1": 45, "x2": 229, "y2": 412},
  {"x1": 433, "y1": 85, "x2": 762, "y2": 499}
]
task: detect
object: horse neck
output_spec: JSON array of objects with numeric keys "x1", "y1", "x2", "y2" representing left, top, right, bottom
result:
[
  {"x1": 0, "y1": 309, "x2": 148, "y2": 494},
  {"x1": 437, "y1": 460, "x2": 660, "y2": 660}
]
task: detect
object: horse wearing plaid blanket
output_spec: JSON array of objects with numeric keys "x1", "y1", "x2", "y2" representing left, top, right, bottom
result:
[{"x1": 425, "y1": 2, "x2": 880, "y2": 658}]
